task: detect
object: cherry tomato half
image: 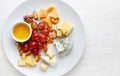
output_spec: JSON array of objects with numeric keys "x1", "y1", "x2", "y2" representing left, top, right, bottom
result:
[
  {"x1": 37, "y1": 42, "x2": 44, "y2": 50},
  {"x1": 29, "y1": 41, "x2": 37, "y2": 49},
  {"x1": 38, "y1": 22, "x2": 46, "y2": 30},
  {"x1": 39, "y1": 34, "x2": 47, "y2": 43},
  {"x1": 31, "y1": 48, "x2": 39, "y2": 55}
]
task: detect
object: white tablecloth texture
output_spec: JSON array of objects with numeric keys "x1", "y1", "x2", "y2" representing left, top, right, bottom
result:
[{"x1": 0, "y1": 0, "x2": 120, "y2": 76}]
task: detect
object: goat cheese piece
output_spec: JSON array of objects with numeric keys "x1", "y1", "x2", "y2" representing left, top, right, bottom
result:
[
  {"x1": 40, "y1": 61, "x2": 48, "y2": 72},
  {"x1": 50, "y1": 56, "x2": 57, "y2": 67},
  {"x1": 41, "y1": 55, "x2": 50, "y2": 64},
  {"x1": 45, "y1": 51, "x2": 54, "y2": 58}
]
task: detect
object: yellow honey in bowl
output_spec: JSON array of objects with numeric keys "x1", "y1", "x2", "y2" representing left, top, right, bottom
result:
[{"x1": 13, "y1": 22, "x2": 30, "y2": 40}]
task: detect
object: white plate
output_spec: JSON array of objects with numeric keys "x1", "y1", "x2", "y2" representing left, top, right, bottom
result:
[{"x1": 2, "y1": 0, "x2": 86, "y2": 76}]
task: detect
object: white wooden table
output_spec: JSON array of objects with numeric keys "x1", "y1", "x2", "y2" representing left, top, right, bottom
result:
[{"x1": 0, "y1": 0, "x2": 120, "y2": 76}]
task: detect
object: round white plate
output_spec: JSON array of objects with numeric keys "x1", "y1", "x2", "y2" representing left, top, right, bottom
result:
[{"x1": 3, "y1": 0, "x2": 85, "y2": 76}]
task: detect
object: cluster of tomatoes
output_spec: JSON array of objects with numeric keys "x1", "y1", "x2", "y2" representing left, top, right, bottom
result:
[{"x1": 18, "y1": 21, "x2": 51, "y2": 56}]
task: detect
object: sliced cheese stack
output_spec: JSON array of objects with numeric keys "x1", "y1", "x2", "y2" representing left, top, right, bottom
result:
[
  {"x1": 17, "y1": 53, "x2": 36, "y2": 67},
  {"x1": 40, "y1": 50, "x2": 58, "y2": 72},
  {"x1": 56, "y1": 21, "x2": 73, "y2": 37}
]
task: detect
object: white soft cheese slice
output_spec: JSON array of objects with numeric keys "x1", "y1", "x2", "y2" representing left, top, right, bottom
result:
[
  {"x1": 50, "y1": 56, "x2": 57, "y2": 67},
  {"x1": 45, "y1": 51, "x2": 54, "y2": 58},
  {"x1": 41, "y1": 55, "x2": 50, "y2": 64},
  {"x1": 40, "y1": 61, "x2": 48, "y2": 72}
]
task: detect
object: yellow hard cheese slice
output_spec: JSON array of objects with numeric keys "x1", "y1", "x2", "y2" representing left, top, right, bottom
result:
[
  {"x1": 56, "y1": 30, "x2": 62, "y2": 37},
  {"x1": 25, "y1": 56, "x2": 36, "y2": 67},
  {"x1": 56, "y1": 24, "x2": 62, "y2": 30},
  {"x1": 17, "y1": 59, "x2": 26, "y2": 67},
  {"x1": 40, "y1": 61, "x2": 48, "y2": 72},
  {"x1": 60, "y1": 21, "x2": 73, "y2": 36},
  {"x1": 22, "y1": 53, "x2": 26, "y2": 60},
  {"x1": 38, "y1": 8, "x2": 48, "y2": 19}
]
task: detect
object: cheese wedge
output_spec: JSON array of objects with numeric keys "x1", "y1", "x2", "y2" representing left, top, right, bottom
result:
[
  {"x1": 38, "y1": 8, "x2": 48, "y2": 19},
  {"x1": 40, "y1": 61, "x2": 48, "y2": 72},
  {"x1": 22, "y1": 53, "x2": 26, "y2": 60},
  {"x1": 60, "y1": 21, "x2": 73, "y2": 36},
  {"x1": 57, "y1": 30, "x2": 62, "y2": 37},
  {"x1": 45, "y1": 51, "x2": 54, "y2": 58},
  {"x1": 41, "y1": 56, "x2": 50, "y2": 64},
  {"x1": 25, "y1": 56, "x2": 36, "y2": 67},
  {"x1": 17, "y1": 59, "x2": 26, "y2": 67},
  {"x1": 50, "y1": 56, "x2": 57, "y2": 67},
  {"x1": 56, "y1": 24, "x2": 62, "y2": 30}
]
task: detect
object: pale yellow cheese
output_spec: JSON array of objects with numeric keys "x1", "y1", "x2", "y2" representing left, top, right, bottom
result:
[
  {"x1": 25, "y1": 56, "x2": 36, "y2": 67},
  {"x1": 38, "y1": 8, "x2": 48, "y2": 19},
  {"x1": 56, "y1": 24, "x2": 62, "y2": 30},
  {"x1": 60, "y1": 21, "x2": 73, "y2": 36},
  {"x1": 22, "y1": 53, "x2": 26, "y2": 60},
  {"x1": 17, "y1": 59, "x2": 26, "y2": 67},
  {"x1": 50, "y1": 56, "x2": 57, "y2": 67},
  {"x1": 57, "y1": 30, "x2": 62, "y2": 37},
  {"x1": 40, "y1": 61, "x2": 48, "y2": 71},
  {"x1": 45, "y1": 51, "x2": 54, "y2": 58}
]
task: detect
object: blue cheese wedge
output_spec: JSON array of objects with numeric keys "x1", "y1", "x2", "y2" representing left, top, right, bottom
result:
[
  {"x1": 54, "y1": 37, "x2": 72, "y2": 57},
  {"x1": 54, "y1": 40, "x2": 65, "y2": 53}
]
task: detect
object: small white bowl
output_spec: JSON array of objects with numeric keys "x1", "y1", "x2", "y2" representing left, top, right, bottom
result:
[{"x1": 11, "y1": 22, "x2": 32, "y2": 42}]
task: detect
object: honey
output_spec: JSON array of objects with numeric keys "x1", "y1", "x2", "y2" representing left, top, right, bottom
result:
[{"x1": 13, "y1": 22, "x2": 30, "y2": 40}]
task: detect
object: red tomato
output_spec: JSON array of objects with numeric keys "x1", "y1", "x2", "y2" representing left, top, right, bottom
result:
[
  {"x1": 22, "y1": 43, "x2": 29, "y2": 52},
  {"x1": 31, "y1": 22, "x2": 38, "y2": 29},
  {"x1": 31, "y1": 48, "x2": 39, "y2": 55},
  {"x1": 37, "y1": 42, "x2": 44, "y2": 50},
  {"x1": 32, "y1": 30, "x2": 39, "y2": 40},
  {"x1": 42, "y1": 29, "x2": 49, "y2": 36},
  {"x1": 38, "y1": 22, "x2": 46, "y2": 30},
  {"x1": 39, "y1": 34, "x2": 47, "y2": 43},
  {"x1": 32, "y1": 30, "x2": 38, "y2": 34},
  {"x1": 29, "y1": 41, "x2": 37, "y2": 49}
]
